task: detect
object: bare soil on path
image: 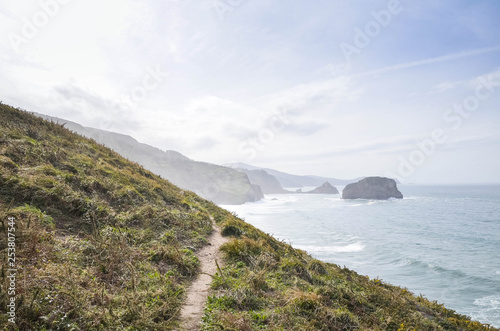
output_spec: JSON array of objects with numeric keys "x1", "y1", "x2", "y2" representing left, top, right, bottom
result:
[{"x1": 178, "y1": 221, "x2": 228, "y2": 330}]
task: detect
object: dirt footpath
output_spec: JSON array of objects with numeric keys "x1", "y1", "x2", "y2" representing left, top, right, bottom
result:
[{"x1": 178, "y1": 222, "x2": 228, "y2": 330}]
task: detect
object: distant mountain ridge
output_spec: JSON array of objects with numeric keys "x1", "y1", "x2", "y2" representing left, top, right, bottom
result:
[
  {"x1": 234, "y1": 168, "x2": 287, "y2": 194},
  {"x1": 226, "y1": 162, "x2": 362, "y2": 188},
  {"x1": 35, "y1": 114, "x2": 263, "y2": 205}
]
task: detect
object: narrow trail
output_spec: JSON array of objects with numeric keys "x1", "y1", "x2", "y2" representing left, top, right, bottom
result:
[{"x1": 178, "y1": 219, "x2": 229, "y2": 330}]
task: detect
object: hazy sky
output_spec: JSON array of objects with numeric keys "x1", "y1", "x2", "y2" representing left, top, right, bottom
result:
[{"x1": 1, "y1": 0, "x2": 499, "y2": 184}]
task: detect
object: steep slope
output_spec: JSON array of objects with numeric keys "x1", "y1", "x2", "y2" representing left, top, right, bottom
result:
[
  {"x1": 226, "y1": 162, "x2": 363, "y2": 188},
  {"x1": 35, "y1": 114, "x2": 263, "y2": 205},
  {"x1": 0, "y1": 103, "x2": 223, "y2": 329},
  {"x1": 0, "y1": 103, "x2": 494, "y2": 330},
  {"x1": 203, "y1": 211, "x2": 495, "y2": 330}
]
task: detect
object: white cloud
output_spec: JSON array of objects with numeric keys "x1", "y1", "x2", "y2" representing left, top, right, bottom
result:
[
  {"x1": 428, "y1": 80, "x2": 467, "y2": 94},
  {"x1": 355, "y1": 45, "x2": 500, "y2": 78},
  {"x1": 1, "y1": 0, "x2": 500, "y2": 183}
]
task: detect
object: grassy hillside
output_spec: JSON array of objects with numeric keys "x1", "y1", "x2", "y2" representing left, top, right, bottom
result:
[
  {"x1": 0, "y1": 104, "x2": 216, "y2": 329},
  {"x1": 205, "y1": 214, "x2": 497, "y2": 330},
  {"x1": 35, "y1": 115, "x2": 263, "y2": 205},
  {"x1": 0, "y1": 103, "x2": 496, "y2": 330}
]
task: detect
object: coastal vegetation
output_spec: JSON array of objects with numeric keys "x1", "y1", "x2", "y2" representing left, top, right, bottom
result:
[
  {"x1": 203, "y1": 207, "x2": 495, "y2": 330},
  {"x1": 0, "y1": 103, "x2": 496, "y2": 330},
  {"x1": 35, "y1": 115, "x2": 263, "y2": 205}
]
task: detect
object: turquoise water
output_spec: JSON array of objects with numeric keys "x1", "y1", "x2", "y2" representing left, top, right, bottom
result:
[{"x1": 221, "y1": 185, "x2": 500, "y2": 327}]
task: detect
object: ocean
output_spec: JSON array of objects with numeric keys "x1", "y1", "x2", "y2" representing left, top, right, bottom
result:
[{"x1": 221, "y1": 185, "x2": 500, "y2": 327}]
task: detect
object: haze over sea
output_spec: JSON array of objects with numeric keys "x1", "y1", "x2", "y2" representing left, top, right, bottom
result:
[{"x1": 222, "y1": 185, "x2": 500, "y2": 327}]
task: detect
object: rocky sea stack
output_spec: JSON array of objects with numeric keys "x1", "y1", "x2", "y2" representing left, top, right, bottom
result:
[
  {"x1": 308, "y1": 182, "x2": 339, "y2": 194},
  {"x1": 342, "y1": 177, "x2": 403, "y2": 200}
]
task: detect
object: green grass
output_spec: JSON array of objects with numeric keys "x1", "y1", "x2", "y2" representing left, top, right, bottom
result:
[
  {"x1": 0, "y1": 102, "x2": 496, "y2": 330},
  {"x1": 0, "y1": 103, "x2": 214, "y2": 330},
  {"x1": 200, "y1": 212, "x2": 497, "y2": 330}
]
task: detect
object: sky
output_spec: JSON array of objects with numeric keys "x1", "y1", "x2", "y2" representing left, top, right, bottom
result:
[{"x1": 1, "y1": 0, "x2": 500, "y2": 184}]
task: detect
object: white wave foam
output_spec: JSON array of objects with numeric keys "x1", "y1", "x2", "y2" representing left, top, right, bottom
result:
[
  {"x1": 345, "y1": 203, "x2": 366, "y2": 207},
  {"x1": 343, "y1": 200, "x2": 389, "y2": 207},
  {"x1": 401, "y1": 196, "x2": 421, "y2": 200},
  {"x1": 296, "y1": 242, "x2": 365, "y2": 254},
  {"x1": 471, "y1": 295, "x2": 500, "y2": 326},
  {"x1": 474, "y1": 295, "x2": 500, "y2": 308},
  {"x1": 333, "y1": 242, "x2": 366, "y2": 253}
]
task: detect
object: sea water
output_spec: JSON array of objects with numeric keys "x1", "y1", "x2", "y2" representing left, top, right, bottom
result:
[{"x1": 221, "y1": 185, "x2": 500, "y2": 327}]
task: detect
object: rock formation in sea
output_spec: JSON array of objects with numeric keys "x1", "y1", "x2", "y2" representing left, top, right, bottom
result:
[
  {"x1": 342, "y1": 177, "x2": 403, "y2": 200},
  {"x1": 307, "y1": 182, "x2": 339, "y2": 194}
]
